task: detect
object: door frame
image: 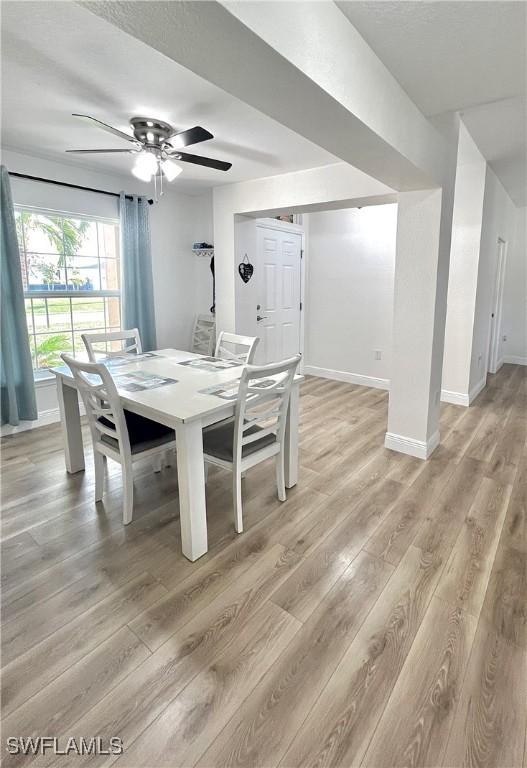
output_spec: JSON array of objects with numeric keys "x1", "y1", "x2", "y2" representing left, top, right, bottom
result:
[
  {"x1": 487, "y1": 237, "x2": 507, "y2": 375},
  {"x1": 255, "y1": 218, "x2": 306, "y2": 371}
]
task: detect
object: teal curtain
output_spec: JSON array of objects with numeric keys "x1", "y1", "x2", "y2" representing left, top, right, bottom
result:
[
  {"x1": 0, "y1": 166, "x2": 37, "y2": 425},
  {"x1": 119, "y1": 193, "x2": 157, "y2": 351}
]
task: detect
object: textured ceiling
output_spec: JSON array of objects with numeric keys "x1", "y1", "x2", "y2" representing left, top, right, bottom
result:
[
  {"x1": 1, "y1": 1, "x2": 339, "y2": 191},
  {"x1": 337, "y1": 1, "x2": 527, "y2": 206}
]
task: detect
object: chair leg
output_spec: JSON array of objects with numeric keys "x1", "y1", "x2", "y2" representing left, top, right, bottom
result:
[
  {"x1": 122, "y1": 461, "x2": 134, "y2": 525},
  {"x1": 153, "y1": 454, "x2": 163, "y2": 473},
  {"x1": 233, "y1": 470, "x2": 243, "y2": 533},
  {"x1": 276, "y1": 452, "x2": 286, "y2": 502},
  {"x1": 94, "y1": 451, "x2": 104, "y2": 502}
]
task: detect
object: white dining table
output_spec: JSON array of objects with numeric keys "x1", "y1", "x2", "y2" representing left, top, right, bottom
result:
[{"x1": 52, "y1": 348, "x2": 302, "y2": 562}]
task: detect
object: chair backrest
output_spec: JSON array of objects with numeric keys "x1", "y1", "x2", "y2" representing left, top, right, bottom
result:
[
  {"x1": 61, "y1": 354, "x2": 131, "y2": 457},
  {"x1": 191, "y1": 314, "x2": 216, "y2": 356},
  {"x1": 82, "y1": 329, "x2": 142, "y2": 362},
  {"x1": 233, "y1": 355, "x2": 301, "y2": 463},
  {"x1": 215, "y1": 331, "x2": 259, "y2": 365}
]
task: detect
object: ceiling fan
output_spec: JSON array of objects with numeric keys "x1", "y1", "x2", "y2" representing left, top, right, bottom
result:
[{"x1": 66, "y1": 114, "x2": 232, "y2": 183}]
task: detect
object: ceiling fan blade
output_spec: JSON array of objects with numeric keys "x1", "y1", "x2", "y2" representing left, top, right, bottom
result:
[
  {"x1": 72, "y1": 114, "x2": 140, "y2": 145},
  {"x1": 168, "y1": 150, "x2": 232, "y2": 171},
  {"x1": 168, "y1": 126, "x2": 213, "y2": 149},
  {"x1": 66, "y1": 149, "x2": 136, "y2": 154}
]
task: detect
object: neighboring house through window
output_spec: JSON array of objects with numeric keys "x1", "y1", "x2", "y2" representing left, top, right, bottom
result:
[{"x1": 15, "y1": 207, "x2": 121, "y2": 374}]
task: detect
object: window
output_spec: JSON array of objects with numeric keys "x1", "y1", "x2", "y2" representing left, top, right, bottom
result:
[{"x1": 15, "y1": 208, "x2": 121, "y2": 372}]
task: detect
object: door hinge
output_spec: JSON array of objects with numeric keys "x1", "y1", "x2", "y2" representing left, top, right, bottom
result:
[
  {"x1": 300, "y1": 249, "x2": 304, "y2": 259},
  {"x1": 300, "y1": 301, "x2": 303, "y2": 311}
]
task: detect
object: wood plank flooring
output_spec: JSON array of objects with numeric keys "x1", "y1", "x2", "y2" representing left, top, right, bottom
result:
[{"x1": 1, "y1": 364, "x2": 526, "y2": 767}]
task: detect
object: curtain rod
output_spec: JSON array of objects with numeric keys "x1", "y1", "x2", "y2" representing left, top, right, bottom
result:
[{"x1": 8, "y1": 172, "x2": 154, "y2": 205}]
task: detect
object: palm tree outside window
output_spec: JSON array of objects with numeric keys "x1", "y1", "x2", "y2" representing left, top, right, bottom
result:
[{"x1": 15, "y1": 208, "x2": 121, "y2": 372}]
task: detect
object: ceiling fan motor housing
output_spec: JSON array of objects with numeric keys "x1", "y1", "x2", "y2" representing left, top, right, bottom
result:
[
  {"x1": 130, "y1": 117, "x2": 174, "y2": 148},
  {"x1": 68, "y1": 113, "x2": 231, "y2": 172}
]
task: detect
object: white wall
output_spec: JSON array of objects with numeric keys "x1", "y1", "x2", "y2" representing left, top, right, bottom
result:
[
  {"x1": 470, "y1": 166, "x2": 518, "y2": 390},
  {"x1": 2, "y1": 148, "x2": 213, "y2": 431},
  {"x1": 502, "y1": 206, "x2": 527, "y2": 364},
  {"x1": 304, "y1": 205, "x2": 396, "y2": 388},
  {"x1": 213, "y1": 161, "x2": 395, "y2": 335},
  {"x1": 441, "y1": 123, "x2": 487, "y2": 402}
]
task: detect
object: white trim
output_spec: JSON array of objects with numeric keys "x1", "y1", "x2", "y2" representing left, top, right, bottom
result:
[
  {"x1": 440, "y1": 389, "x2": 469, "y2": 406},
  {"x1": 255, "y1": 218, "x2": 304, "y2": 235},
  {"x1": 15, "y1": 203, "x2": 119, "y2": 226},
  {"x1": 384, "y1": 430, "x2": 440, "y2": 460},
  {"x1": 0, "y1": 378, "x2": 84, "y2": 436},
  {"x1": 304, "y1": 365, "x2": 389, "y2": 391},
  {"x1": 1, "y1": 407, "x2": 61, "y2": 435},
  {"x1": 487, "y1": 238, "x2": 507, "y2": 375},
  {"x1": 440, "y1": 375, "x2": 487, "y2": 408},
  {"x1": 503, "y1": 355, "x2": 527, "y2": 366}
]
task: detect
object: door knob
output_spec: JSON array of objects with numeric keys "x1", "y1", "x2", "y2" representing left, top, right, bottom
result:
[{"x1": 257, "y1": 315, "x2": 268, "y2": 322}]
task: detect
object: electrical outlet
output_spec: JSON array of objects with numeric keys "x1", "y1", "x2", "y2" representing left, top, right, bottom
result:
[{"x1": 374, "y1": 350, "x2": 382, "y2": 360}]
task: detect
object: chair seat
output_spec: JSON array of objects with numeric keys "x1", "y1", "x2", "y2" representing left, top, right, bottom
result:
[
  {"x1": 203, "y1": 421, "x2": 276, "y2": 462},
  {"x1": 99, "y1": 411, "x2": 175, "y2": 454}
]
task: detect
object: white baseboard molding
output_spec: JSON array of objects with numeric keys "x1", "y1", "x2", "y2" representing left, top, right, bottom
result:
[
  {"x1": 384, "y1": 430, "x2": 440, "y2": 460},
  {"x1": 503, "y1": 355, "x2": 527, "y2": 365},
  {"x1": 441, "y1": 389, "x2": 470, "y2": 407},
  {"x1": 1, "y1": 407, "x2": 61, "y2": 436},
  {"x1": 304, "y1": 365, "x2": 389, "y2": 391},
  {"x1": 441, "y1": 376, "x2": 487, "y2": 407}
]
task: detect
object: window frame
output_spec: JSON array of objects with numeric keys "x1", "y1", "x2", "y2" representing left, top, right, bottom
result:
[{"x1": 15, "y1": 205, "x2": 122, "y2": 374}]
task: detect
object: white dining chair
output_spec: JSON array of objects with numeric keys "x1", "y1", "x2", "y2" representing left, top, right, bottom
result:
[
  {"x1": 62, "y1": 354, "x2": 176, "y2": 525},
  {"x1": 202, "y1": 354, "x2": 301, "y2": 533},
  {"x1": 82, "y1": 328, "x2": 142, "y2": 362},
  {"x1": 215, "y1": 331, "x2": 259, "y2": 365},
  {"x1": 191, "y1": 314, "x2": 216, "y2": 356}
]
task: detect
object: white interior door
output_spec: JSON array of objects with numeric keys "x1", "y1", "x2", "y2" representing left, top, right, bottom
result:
[
  {"x1": 256, "y1": 227, "x2": 302, "y2": 364},
  {"x1": 487, "y1": 238, "x2": 507, "y2": 374}
]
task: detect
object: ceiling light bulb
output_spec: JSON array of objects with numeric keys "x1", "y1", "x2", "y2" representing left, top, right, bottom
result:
[
  {"x1": 146, "y1": 131, "x2": 155, "y2": 142},
  {"x1": 131, "y1": 152, "x2": 158, "y2": 182},
  {"x1": 161, "y1": 158, "x2": 183, "y2": 182}
]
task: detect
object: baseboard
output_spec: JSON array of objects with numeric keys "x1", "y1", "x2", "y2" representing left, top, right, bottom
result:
[
  {"x1": 1, "y1": 407, "x2": 61, "y2": 436},
  {"x1": 440, "y1": 389, "x2": 470, "y2": 406},
  {"x1": 304, "y1": 365, "x2": 389, "y2": 391},
  {"x1": 503, "y1": 355, "x2": 527, "y2": 365},
  {"x1": 384, "y1": 430, "x2": 440, "y2": 460},
  {"x1": 441, "y1": 376, "x2": 487, "y2": 407}
]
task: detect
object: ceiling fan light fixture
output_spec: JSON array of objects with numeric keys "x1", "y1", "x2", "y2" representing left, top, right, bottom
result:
[
  {"x1": 131, "y1": 152, "x2": 158, "y2": 182},
  {"x1": 161, "y1": 158, "x2": 183, "y2": 181}
]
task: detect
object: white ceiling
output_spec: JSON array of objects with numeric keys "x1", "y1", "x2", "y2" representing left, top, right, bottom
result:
[
  {"x1": 337, "y1": 1, "x2": 527, "y2": 206},
  {"x1": 0, "y1": 2, "x2": 339, "y2": 192}
]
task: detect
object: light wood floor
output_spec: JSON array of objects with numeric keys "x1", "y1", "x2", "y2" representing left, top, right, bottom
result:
[{"x1": 1, "y1": 365, "x2": 526, "y2": 768}]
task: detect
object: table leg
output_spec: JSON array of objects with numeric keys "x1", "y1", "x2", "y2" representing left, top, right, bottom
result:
[
  {"x1": 56, "y1": 377, "x2": 85, "y2": 474},
  {"x1": 175, "y1": 420, "x2": 208, "y2": 561},
  {"x1": 285, "y1": 382, "x2": 300, "y2": 488}
]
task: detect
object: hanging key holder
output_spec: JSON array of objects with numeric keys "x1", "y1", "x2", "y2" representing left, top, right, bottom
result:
[{"x1": 238, "y1": 253, "x2": 254, "y2": 283}]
